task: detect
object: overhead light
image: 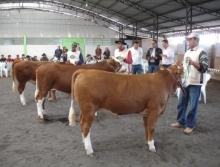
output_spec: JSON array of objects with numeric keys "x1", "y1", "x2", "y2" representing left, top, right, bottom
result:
[{"x1": 86, "y1": 3, "x2": 88, "y2": 7}]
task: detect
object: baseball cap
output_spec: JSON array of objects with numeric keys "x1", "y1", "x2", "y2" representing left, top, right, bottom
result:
[{"x1": 187, "y1": 33, "x2": 200, "y2": 39}]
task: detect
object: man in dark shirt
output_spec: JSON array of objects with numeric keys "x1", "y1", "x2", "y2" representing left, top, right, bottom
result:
[
  {"x1": 0, "y1": 55, "x2": 6, "y2": 62},
  {"x1": 54, "y1": 46, "x2": 63, "y2": 61},
  {"x1": 146, "y1": 40, "x2": 162, "y2": 73}
]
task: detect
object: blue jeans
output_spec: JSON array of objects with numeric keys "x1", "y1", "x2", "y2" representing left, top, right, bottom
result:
[
  {"x1": 148, "y1": 64, "x2": 159, "y2": 73},
  {"x1": 131, "y1": 64, "x2": 143, "y2": 74},
  {"x1": 177, "y1": 85, "x2": 201, "y2": 128}
]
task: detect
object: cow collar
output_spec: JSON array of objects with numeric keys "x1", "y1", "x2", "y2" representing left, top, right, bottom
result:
[{"x1": 166, "y1": 68, "x2": 187, "y2": 97}]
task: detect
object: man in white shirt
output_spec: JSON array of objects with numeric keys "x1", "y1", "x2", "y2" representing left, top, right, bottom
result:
[
  {"x1": 113, "y1": 38, "x2": 133, "y2": 74},
  {"x1": 67, "y1": 42, "x2": 84, "y2": 65},
  {"x1": 129, "y1": 41, "x2": 143, "y2": 74},
  {"x1": 160, "y1": 39, "x2": 174, "y2": 68}
]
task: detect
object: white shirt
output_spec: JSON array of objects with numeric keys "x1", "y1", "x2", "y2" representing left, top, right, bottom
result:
[
  {"x1": 162, "y1": 46, "x2": 174, "y2": 65},
  {"x1": 129, "y1": 47, "x2": 143, "y2": 65},
  {"x1": 150, "y1": 48, "x2": 156, "y2": 63},
  {"x1": 114, "y1": 48, "x2": 130, "y2": 74},
  {"x1": 67, "y1": 50, "x2": 80, "y2": 65}
]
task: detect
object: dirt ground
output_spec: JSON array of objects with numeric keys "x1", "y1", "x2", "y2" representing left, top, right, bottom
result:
[{"x1": 0, "y1": 77, "x2": 220, "y2": 167}]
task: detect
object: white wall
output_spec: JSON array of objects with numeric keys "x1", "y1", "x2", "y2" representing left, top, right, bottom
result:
[
  {"x1": 0, "y1": 45, "x2": 24, "y2": 58},
  {"x1": 27, "y1": 45, "x2": 57, "y2": 59}
]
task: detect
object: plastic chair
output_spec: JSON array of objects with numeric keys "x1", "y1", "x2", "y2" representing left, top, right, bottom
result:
[
  {"x1": 177, "y1": 73, "x2": 211, "y2": 103},
  {"x1": 142, "y1": 59, "x2": 148, "y2": 74},
  {"x1": 3, "y1": 62, "x2": 13, "y2": 77},
  {"x1": 0, "y1": 62, "x2": 6, "y2": 77},
  {"x1": 199, "y1": 73, "x2": 211, "y2": 103}
]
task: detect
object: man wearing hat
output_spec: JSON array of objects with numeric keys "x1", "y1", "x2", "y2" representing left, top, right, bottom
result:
[
  {"x1": 114, "y1": 38, "x2": 133, "y2": 74},
  {"x1": 67, "y1": 42, "x2": 84, "y2": 65},
  {"x1": 171, "y1": 33, "x2": 208, "y2": 134}
]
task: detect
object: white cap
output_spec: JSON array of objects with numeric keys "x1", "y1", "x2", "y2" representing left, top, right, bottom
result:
[{"x1": 187, "y1": 33, "x2": 200, "y2": 39}]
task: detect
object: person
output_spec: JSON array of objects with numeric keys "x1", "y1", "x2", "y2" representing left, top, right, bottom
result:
[
  {"x1": 114, "y1": 38, "x2": 133, "y2": 74},
  {"x1": 95, "y1": 45, "x2": 102, "y2": 60},
  {"x1": 0, "y1": 55, "x2": 7, "y2": 62},
  {"x1": 85, "y1": 54, "x2": 96, "y2": 64},
  {"x1": 129, "y1": 41, "x2": 143, "y2": 74},
  {"x1": 171, "y1": 33, "x2": 209, "y2": 134},
  {"x1": 40, "y1": 53, "x2": 49, "y2": 61},
  {"x1": 54, "y1": 46, "x2": 63, "y2": 61},
  {"x1": 33, "y1": 56, "x2": 39, "y2": 61},
  {"x1": 21, "y1": 54, "x2": 26, "y2": 60},
  {"x1": 61, "y1": 48, "x2": 68, "y2": 62},
  {"x1": 14, "y1": 54, "x2": 21, "y2": 62},
  {"x1": 160, "y1": 39, "x2": 174, "y2": 68},
  {"x1": 25, "y1": 55, "x2": 32, "y2": 61},
  {"x1": 146, "y1": 39, "x2": 162, "y2": 73},
  {"x1": 103, "y1": 46, "x2": 110, "y2": 59},
  {"x1": 76, "y1": 43, "x2": 82, "y2": 53},
  {"x1": 6, "y1": 55, "x2": 14, "y2": 62},
  {"x1": 67, "y1": 42, "x2": 84, "y2": 65}
]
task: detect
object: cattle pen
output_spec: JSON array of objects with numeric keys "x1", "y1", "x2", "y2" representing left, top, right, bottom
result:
[{"x1": 0, "y1": 76, "x2": 220, "y2": 167}]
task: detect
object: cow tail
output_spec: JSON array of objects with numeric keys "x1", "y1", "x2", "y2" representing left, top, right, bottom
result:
[
  {"x1": 71, "y1": 70, "x2": 81, "y2": 100},
  {"x1": 12, "y1": 61, "x2": 18, "y2": 92}
]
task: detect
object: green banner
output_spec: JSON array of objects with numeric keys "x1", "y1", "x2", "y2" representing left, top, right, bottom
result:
[
  {"x1": 62, "y1": 38, "x2": 85, "y2": 57},
  {"x1": 23, "y1": 35, "x2": 27, "y2": 55}
]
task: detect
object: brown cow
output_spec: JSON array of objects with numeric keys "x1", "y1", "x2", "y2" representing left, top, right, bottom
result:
[
  {"x1": 35, "y1": 58, "x2": 125, "y2": 120},
  {"x1": 69, "y1": 64, "x2": 183, "y2": 156},
  {"x1": 12, "y1": 61, "x2": 56, "y2": 106}
]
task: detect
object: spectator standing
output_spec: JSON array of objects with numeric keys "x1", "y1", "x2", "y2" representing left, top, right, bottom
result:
[
  {"x1": 55, "y1": 46, "x2": 63, "y2": 61},
  {"x1": 103, "y1": 46, "x2": 111, "y2": 59},
  {"x1": 67, "y1": 42, "x2": 84, "y2": 65},
  {"x1": 129, "y1": 41, "x2": 143, "y2": 74},
  {"x1": 146, "y1": 39, "x2": 162, "y2": 73},
  {"x1": 160, "y1": 39, "x2": 174, "y2": 68},
  {"x1": 95, "y1": 45, "x2": 102, "y2": 60}
]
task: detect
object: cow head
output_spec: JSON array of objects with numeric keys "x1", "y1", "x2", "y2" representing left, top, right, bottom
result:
[
  {"x1": 167, "y1": 62, "x2": 187, "y2": 96},
  {"x1": 107, "y1": 57, "x2": 127, "y2": 73}
]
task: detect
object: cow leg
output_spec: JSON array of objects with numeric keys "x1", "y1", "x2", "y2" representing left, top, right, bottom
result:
[
  {"x1": 51, "y1": 90, "x2": 56, "y2": 101},
  {"x1": 146, "y1": 112, "x2": 159, "y2": 152},
  {"x1": 48, "y1": 90, "x2": 56, "y2": 101},
  {"x1": 68, "y1": 99, "x2": 76, "y2": 126},
  {"x1": 42, "y1": 98, "x2": 48, "y2": 120},
  {"x1": 80, "y1": 110, "x2": 96, "y2": 156},
  {"x1": 36, "y1": 90, "x2": 48, "y2": 121},
  {"x1": 143, "y1": 116, "x2": 148, "y2": 142},
  {"x1": 18, "y1": 83, "x2": 27, "y2": 106}
]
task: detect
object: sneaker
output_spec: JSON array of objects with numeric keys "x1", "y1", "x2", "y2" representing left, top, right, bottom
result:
[
  {"x1": 184, "y1": 127, "x2": 193, "y2": 134},
  {"x1": 171, "y1": 122, "x2": 181, "y2": 128}
]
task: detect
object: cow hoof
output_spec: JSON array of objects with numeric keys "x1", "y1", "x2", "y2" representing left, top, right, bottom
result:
[
  {"x1": 149, "y1": 148, "x2": 156, "y2": 153},
  {"x1": 22, "y1": 102, "x2": 27, "y2": 106},
  {"x1": 69, "y1": 122, "x2": 75, "y2": 127},
  {"x1": 37, "y1": 116, "x2": 44, "y2": 121},
  {"x1": 86, "y1": 152, "x2": 94, "y2": 157},
  {"x1": 43, "y1": 114, "x2": 49, "y2": 121}
]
